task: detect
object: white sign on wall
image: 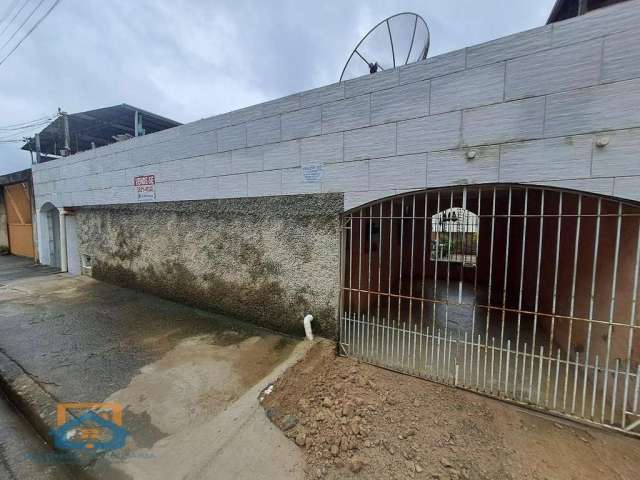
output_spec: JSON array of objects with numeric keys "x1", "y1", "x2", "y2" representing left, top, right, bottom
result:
[
  {"x1": 134, "y1": 175, "x2": 156, "y2": 201},
  {"x1": 302, "y1": 163, "x2": 323, "y2": 183}
]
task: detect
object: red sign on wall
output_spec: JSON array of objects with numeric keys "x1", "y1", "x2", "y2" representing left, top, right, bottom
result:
[{"x1": 133, "y1": 175, "x2": 155, "y2": 201}]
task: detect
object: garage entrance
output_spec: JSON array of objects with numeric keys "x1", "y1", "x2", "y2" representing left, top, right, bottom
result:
[
  {"x1": 339, "y1": 185, "x2": 640, "y2": 436},
  {"x1": 4, "y1": 182, "x2": 35, "y2": 258}
]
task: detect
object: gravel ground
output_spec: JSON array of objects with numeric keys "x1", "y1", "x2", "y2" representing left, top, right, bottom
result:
[{"x1": 261, "y1": 341, "x2": 640, "y2": 480}]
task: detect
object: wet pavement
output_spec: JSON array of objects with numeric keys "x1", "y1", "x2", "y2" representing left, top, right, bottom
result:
[
  {"x1": 0, "y1": 255, "x2": 306, "y2": 479},
  {"x1": 0, "y1": 255, "x2": 59, "y2": 283},
  {"x1": 0, "y1": 392, "x2": 72, "y2": 479},
  {"x1": 0, "y1": 259, "x2": 296, "y2": 406}
]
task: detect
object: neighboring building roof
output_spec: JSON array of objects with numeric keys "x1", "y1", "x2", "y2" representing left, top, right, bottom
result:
[
  {"x1": 547, "y1": 0, "x2": 629, "y2": 23},
  {"x1": 0, "y1": 168, "x2": 31, "y2": 186},
  {"x1": 22, "y1": 104, "x2": 181, "y2": 160}
]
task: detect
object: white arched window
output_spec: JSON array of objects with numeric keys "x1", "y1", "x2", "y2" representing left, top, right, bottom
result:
[{"x1": 431, "y1": 207, "x2": 478, "y2": 266}]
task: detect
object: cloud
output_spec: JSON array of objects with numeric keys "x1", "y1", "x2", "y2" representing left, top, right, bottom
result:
[{"x1": 0, "y1": 0, "x2": 555, "y2": 175}]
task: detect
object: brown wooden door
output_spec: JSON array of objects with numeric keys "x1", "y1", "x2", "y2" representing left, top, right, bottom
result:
[{"x1": 4, "y1": 182, "x2": 35, "y2": 258}]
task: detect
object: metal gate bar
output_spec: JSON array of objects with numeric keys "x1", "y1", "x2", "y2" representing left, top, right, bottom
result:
[
  {"x1": 339, "y1": 185, "x2": 640, "y2": 437},
  {"x1": 341, "y1": 314, "x2": 640, "y2": 425}
]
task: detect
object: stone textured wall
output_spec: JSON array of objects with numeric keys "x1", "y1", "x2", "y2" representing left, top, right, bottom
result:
[
  {"x1": 74, "y1": 194, "x2": 343, "y2": 337},
  {"x1": 33, "y1": 1, "x2": 640, "y2": 216}
]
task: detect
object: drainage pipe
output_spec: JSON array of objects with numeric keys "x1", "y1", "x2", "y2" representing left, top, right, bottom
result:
[{"x1": 303, "y1": 314, "x2": 314, "y2": 341}]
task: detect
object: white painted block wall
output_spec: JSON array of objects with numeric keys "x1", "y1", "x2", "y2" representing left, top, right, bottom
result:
[{"x1": 33, "y1": 0, "x2": 640, "y2": 217}]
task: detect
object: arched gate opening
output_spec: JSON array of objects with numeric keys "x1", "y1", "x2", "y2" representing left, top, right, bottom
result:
[{"x1": 340, "y1": 185, "x2": 640, "y2": 436}]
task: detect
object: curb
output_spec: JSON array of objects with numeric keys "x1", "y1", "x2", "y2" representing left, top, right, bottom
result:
[
  {"x1": 0, "y1": 349, "x2": 94, "y2": 479},
  {"x1": 0, "y1": 339, "x2": 320, "y2": 480}
]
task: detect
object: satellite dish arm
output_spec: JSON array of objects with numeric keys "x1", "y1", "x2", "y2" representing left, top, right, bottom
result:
[
  {"x1": 405, "y1": 15, "x2": 418, "y2": 65},
  {"x1": 418, "y1": 23, "x2": 431, "y2": 61},
  {"x1": 386, "y1": 20, "x2": 396, "y2": 68}
]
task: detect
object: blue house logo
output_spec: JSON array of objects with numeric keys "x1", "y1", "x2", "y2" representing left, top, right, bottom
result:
[{"x1": 51, "y1": 410, "x2": 129, "y2": 451}]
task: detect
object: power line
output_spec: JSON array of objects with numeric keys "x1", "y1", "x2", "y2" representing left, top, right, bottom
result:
[
  {"x1": 0, "y1": 0, "x2": 46, "y2": 53},
  {"x1": 0, "y1": 0, "x2": 29, "y2": 39},
  {"x1": 0, "y1": 129, "x2": 44, "y2": 142},
  {"x1": 0, "y1": 114, "x2": 54, "y2": 129},
  {"x1": 0, "y1": 0, "x2": 61, "y2": 68},
  {"x1": 0, "y1": 118, "x2": 54, "y2": 132},
  {"x1": 0, "y1": 0, "x2": 22, "y2": 27},
  {"x1": 0, "y1": 112, "x2": 58, "y2": 145},
  {"x1": 0, "y1": 114, "x2": 56, "y2": 127},
  {"x1": 0, "y1": 130, "x2": 35, "y2": 141}
]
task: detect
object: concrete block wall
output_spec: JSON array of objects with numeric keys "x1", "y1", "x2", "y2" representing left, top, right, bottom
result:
[{"x1": 33, "y1": 0, "x2": 640, "y2": 215}]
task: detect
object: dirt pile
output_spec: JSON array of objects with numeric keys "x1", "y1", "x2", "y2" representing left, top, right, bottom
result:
[
  {"x1": 261, "y1": 341, "x2": 640, "y2": 480},
  {"x1": 261, "y1": 342, "x2": 509, "y2": 479}
]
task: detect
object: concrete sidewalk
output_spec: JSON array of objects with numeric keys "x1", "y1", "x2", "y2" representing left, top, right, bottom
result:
[{"x1": 0, "y1": 255, "x2": 308, "y2": 479}]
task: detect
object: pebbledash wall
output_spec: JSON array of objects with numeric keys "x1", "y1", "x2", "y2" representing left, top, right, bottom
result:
[
  {"x1": 73, "y1": 195, "x2": 343, "y2": 336},
  {"x1": 32, "y1": 1, "x2": 640, "y2": 336}
]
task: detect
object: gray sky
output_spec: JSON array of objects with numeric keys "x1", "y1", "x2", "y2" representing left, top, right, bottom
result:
[{"x1": 0, "y1": 0, "x2": 555, "y2": 175}]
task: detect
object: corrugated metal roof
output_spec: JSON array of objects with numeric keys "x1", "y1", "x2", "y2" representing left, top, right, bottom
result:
[{"x1": 22, "y1": 104, "x2": 181, "y2": 159}]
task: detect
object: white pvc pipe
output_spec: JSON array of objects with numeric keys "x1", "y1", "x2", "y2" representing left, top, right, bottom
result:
[{"x1": 303, "y1": 314, "x2": 314, "y2": 341}]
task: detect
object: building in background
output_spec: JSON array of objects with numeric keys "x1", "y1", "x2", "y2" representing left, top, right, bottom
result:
[
  {"x1": 22, "y1": 104, "x2": 181, "y2": 163},
  {"x1": 547, "y1": 0, "x2": 628, "y2": 22},
  {"x1": 29, "y1": 0, "x2": 640, "y2": 437},
  {"x1": 0, "y1": 104, "x2": 180, "y2": 262}
]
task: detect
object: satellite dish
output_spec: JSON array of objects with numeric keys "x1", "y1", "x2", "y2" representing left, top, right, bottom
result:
[{"x1": 340, "y1": 13, "x2": 430, "y2": 82}]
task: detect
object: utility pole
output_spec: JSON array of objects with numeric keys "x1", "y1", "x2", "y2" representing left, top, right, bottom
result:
[
  {"x1": 62, "y1": 110, "x2": 70, "y2": 154},
  {"x1": 134, "y1": 110, "x2": 143, "y2": 137},
  {"x1": 35, "y1": 133, "x2": 41, "y2": 163},
  {"x1": 578, "y1": 0, "x2": 588, "y2": 15}
]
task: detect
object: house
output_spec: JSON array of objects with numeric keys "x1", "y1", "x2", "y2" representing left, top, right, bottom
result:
[
  {"x1": 22, "y1": 104, "x2": 181, "y2": 162},
  {"x1": 30, "y1": 0, "x2": 640, "y2": 436},
  {"x1": 5, "y1": 104, "x2": 179, "y2": 267}
]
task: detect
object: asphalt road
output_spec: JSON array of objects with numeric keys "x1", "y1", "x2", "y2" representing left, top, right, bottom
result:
[
  {"x1": 0, "y1": 257, "x2": 69, "y2": 479},
  {"x1": 0, "y1": 392, "x2": 72, "y2": 479}
]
